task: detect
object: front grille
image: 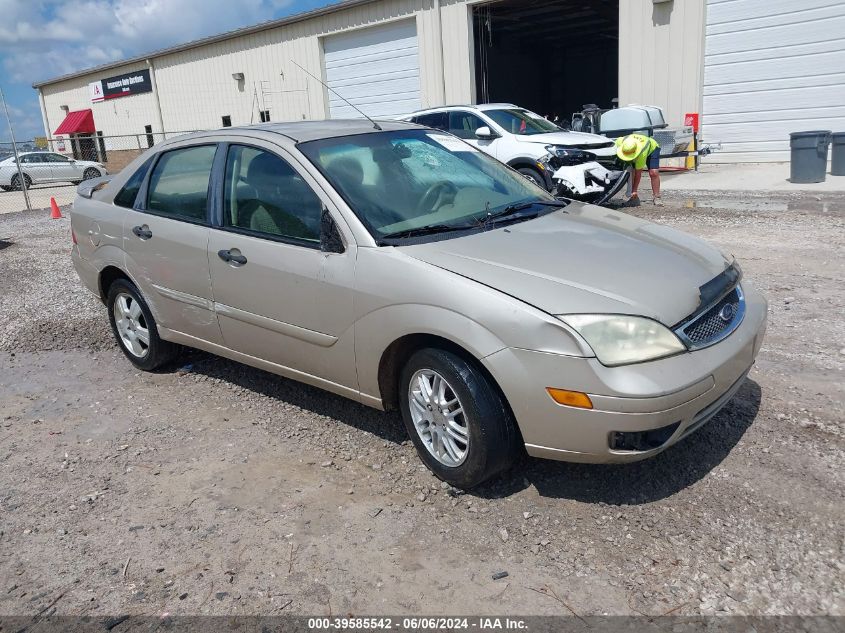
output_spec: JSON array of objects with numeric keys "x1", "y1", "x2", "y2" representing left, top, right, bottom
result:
[
  {"x1": 676, "y1": 286, "x2": 744, "y2": 349},
  {"x1": 572, "y1": 141, "x2": 614, "y2": 150}
]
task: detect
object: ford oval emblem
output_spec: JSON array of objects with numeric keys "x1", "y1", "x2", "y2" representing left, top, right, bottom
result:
[{"x1": 719, "y1": 304, "x2": 735, "y2": 322}]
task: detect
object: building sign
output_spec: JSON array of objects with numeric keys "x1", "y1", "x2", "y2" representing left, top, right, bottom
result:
[{"x1": 89, "y1": 69, "x2": 152, "y2": 103}]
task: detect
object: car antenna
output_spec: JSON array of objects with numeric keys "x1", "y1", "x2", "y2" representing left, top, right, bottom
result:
[{"x1": 291, "y1": 60, "x2": 382, "y2": 131}]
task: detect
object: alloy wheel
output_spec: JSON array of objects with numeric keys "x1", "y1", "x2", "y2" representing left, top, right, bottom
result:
[
  {"x1": 407, "y1": 369, "x2": 469, "y2": 467},
  {"x1": 112, "y1": 292, "x2": 150, "y2": 358}
]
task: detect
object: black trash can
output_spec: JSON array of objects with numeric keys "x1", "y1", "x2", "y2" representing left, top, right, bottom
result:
[
  {"x1": 831, "y1": 132, "x2": 845, "y2": 177},
  {"x1": 789, "y1": 130, "x2": 831, "y2": 183}
]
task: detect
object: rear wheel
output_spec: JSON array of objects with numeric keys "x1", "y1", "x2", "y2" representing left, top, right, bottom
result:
[
  {"x1": 10, "y1": 174, "x2": 31, "y2": 190},
  {"x1": 106, "y1": 279, "x2": 178, "y2": 371},
  {"x1": 399, "y1": 348, "x2": 519, "y2": 489}
]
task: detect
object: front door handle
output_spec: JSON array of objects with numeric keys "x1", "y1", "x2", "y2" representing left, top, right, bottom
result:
[
  {"x1": 218, "y1": 249, "x2": 247, "y2": 266},
  {"x1": 131, "y1": 225, "x2": 152, "y2": 240}
]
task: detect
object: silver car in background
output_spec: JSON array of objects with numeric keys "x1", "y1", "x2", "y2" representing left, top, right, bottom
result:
[
  {"x1": 69, "y1": 120, "x2": 767, "y2": 488},
  {"x1": 0, "y1": 152, "x2": 106, "y2": 190}
]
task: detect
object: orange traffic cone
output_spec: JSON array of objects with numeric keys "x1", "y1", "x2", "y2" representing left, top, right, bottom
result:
[{"x1": 50, "y1": 197, "x2": 63, "y2": 219}]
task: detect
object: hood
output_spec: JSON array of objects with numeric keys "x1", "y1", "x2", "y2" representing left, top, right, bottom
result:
[
  {"x1": 399, "y1": 203, "x2": 731, "y2": 325},
  {"x1": 514, "y1": 130, "x2": 612, "y2": 148}
]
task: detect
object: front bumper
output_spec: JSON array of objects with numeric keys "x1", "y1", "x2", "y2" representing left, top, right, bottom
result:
[
  {"x1": 548, "y1": 161, "x2": 628, "y2": 204},
  {"x1": 482, "y1": 282, "x2": 768, "y2": 463}
]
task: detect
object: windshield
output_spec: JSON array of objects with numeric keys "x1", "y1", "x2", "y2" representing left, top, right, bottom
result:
[
  {"x1": 298, "y1": 130, "x2": 555, "y2": 241},
  {"x1": 484, "y1": 109, "x2": 561, "y2": 136}
]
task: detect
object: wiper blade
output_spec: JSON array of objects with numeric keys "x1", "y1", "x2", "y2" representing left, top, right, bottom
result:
[
  {"x1": 379, "y1": 223, "x2": 473, "y2": 240},
  {"x1": 479, "y1": 198, "x2": 569, "y2": 225},
  {"x1": 378, "y1": 200, "x2": 569, "y2": 242},
  {"x1": 494, "y1": 199, "x2": 569, "y2": 218}
]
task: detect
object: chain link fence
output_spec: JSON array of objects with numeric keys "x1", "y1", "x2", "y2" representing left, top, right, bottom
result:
[{"x1": 0, "y1": 131, "x2": 200, "y2": 216}]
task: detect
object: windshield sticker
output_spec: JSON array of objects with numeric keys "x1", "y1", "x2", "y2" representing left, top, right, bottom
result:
[{"x1": 427, "y1": 133, "x2": 478, "y2": 153}]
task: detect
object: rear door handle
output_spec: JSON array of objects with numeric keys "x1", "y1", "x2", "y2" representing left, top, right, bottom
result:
[
  {"x1": 131, "y1": 225, "x2": 152, "y2": 240},
  {"x1": 218, "y1": 249, "x2": 247, "y2": 266}
]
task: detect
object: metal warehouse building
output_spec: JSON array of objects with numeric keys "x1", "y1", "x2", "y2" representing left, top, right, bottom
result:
[{"x1": 33, "y1": 0, "x2": 845, "y2": 166}]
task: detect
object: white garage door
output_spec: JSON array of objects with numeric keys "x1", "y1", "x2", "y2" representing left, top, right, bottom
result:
[
  {"x1": 323, "y1": 20, "x2": 421, "y2": 119},
  {"x1": 703, "y1": 0, "x2": 845, "y2": 162}
]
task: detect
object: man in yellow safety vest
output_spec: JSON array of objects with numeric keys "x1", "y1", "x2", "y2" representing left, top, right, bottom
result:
[{"x1": 615, "y1": 133, "x2": 662, "y2": 207}]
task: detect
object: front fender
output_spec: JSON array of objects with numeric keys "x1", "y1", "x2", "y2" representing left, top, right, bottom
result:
[{"x1": 354, "y1": 303, "x2": 507, "y2": 399}]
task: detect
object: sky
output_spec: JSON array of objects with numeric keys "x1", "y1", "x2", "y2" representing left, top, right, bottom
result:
[{"x1": 0, "y1": 0, "x2": 338, "y2": 142}]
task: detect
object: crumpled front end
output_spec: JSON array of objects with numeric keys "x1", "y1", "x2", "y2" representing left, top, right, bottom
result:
[{"x1": 539, "y1": 146, "x2": 628, "y2": 206}]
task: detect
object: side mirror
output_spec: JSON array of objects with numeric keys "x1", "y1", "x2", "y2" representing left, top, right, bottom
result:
[
  {"x1": 475, "y1": 126, "x2": 498, "y2": 140},
  {"x1": 69, "y1": 158, "x2": 76, "y2": 163},
  {"x1": 320, "y1": 208, "x2": 345, "y2": 254}
]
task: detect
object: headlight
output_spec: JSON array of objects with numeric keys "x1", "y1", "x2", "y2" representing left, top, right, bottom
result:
[
  {"x1": 560, "y1": 314, "x2": 686, "y2": 366},
  {"x1": 543, "y1": 145, "x2": 596, "y2": 166}
]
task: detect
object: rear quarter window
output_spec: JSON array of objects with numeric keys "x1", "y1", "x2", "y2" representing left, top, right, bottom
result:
[{"x1": 114, "y1": 157, "x2": 154, "y2": 209}]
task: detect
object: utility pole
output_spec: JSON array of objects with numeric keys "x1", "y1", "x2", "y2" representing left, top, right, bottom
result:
[{"x1": 0, "y1": 85, "x2": 32, "y2": 212}]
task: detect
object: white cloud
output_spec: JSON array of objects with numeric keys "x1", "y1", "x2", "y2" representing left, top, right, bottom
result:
[
  {"x1": 1, "y1": 0, "x2": 295, "y2": 83},
  {"x1": 0, "y1": 0, "x2": 297, "y2": 140}
]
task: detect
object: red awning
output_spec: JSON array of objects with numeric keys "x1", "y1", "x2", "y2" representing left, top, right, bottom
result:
[{"x1": 54, "y1": 109, "x2": 95, "y2": 135}]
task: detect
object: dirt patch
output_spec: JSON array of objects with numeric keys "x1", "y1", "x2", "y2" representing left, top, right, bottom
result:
[{"x1": 0, "y1": 196, "x2": 843, "y2": 617}]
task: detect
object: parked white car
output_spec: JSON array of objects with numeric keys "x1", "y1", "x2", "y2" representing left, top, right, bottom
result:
[
  {"x1": 0, "y1": 152, "x2": 106, "y2": 191},
  {"x1": 400, "y1": 104, "x2": 617, "y2": 190}
]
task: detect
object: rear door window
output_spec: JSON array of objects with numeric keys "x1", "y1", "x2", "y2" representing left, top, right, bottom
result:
[
  {"x1": 414, "y1": 112, "x2": 449, "y2": 131},
  {"x1": 43, "y1": 153, "x2": 71, "y2": 163},
  {"x1": 146, "y1": 145, "x2": 216, "y2": 222}
]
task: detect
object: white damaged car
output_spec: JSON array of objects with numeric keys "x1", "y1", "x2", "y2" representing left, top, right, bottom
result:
[{"x1": 401, "y1": 104, "x2": 627, "y2": 204}]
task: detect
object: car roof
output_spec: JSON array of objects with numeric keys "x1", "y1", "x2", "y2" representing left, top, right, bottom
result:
[
  {"x1": 401, "y1": 103, "x2": 521, "y2": 118},
  {"x1": 475, "y1": 103, "x2": 520, "y2": 111},
  {"x1": 162, "y1": 119, "x2": 423, "y2": 146}
]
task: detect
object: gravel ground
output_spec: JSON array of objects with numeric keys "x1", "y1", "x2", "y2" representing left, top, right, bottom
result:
[{"x1": 0, "y1": 195, "x2": 843, "y2": 618}]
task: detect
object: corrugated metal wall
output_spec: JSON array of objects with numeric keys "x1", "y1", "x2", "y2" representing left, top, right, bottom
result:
[
  {"x1": 39, "y1": 62, "x2": 163, "y2": 145},
  {"x1": 703, "y1": 0, "x2": 845, "y2": 162},
  {"x1": 618, "y1": 0, "x2": 706, "y2": 130},
  {"x1": 40, "y1": 0, "x2": 479, "y2": 139}
]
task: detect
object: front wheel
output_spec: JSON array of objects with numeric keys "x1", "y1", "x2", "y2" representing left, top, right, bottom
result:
[
  {"x1": 517, "y1": 167, "x2": 546, "y2": 190},
  {"x1": 106, "y1": 279, "x2": 178, "y2": 371},
  {"x1": 83, "y1": 167, "x2": 100, "y2": 181},
  {"x1": 399, "y1": 348, "x2": 520, "y2": 489}
]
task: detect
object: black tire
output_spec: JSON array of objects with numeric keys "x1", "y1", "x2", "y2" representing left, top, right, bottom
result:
[
  {"x1": 10, "y1": 174, "x2": 31, "y2": 190},
  {"x1": 0, "y1": 185, "x2": 10, "y2": 192},
  {"x1": 106, "y1": 278, "x2": 178, "y2": 371},
  {"x1": 83, "y1": 168, "x2": 99, "y2": 181},
  {"x1": 517, "y1": 167, "x2": 546, "y2": 190},
  {"x1": 399, "y1": 348, "x2": 519, "y2": 489}
]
